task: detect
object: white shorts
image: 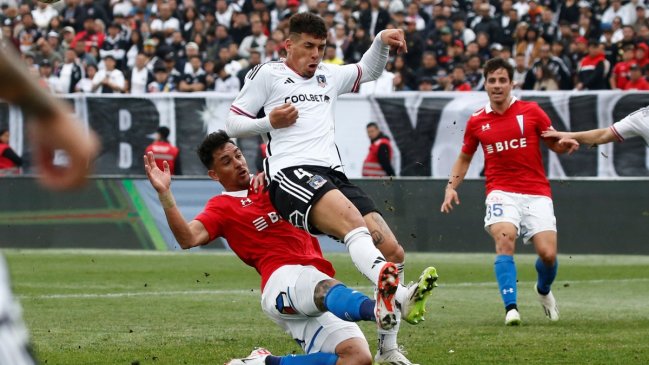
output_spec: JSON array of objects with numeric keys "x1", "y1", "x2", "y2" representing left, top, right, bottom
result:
[
  {"x1": 261, "y1": 265, "x2": 365, "y2": 354},
  {"x1": 0, "y1": 256, "x2": 36, "y2": 365},
  {"x1": 484, "y1": 190, "x2": 557, "y2": 244}
]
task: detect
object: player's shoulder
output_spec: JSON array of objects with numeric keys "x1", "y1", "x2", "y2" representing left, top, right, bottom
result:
[
  {"x1": 467, "y1": 107, "x2": 488, "y2": 125},
  {"x1": 246, "y1": 60, "x2": 286, "y2": 81}
]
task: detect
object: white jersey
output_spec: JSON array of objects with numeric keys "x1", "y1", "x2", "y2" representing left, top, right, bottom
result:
[
  {"x1": 230, "y1": 61, "x2": 364, "y2": 178},
  {"x1": 0, "y1": 256, "x2": 35, "y2": 365},
  {"x1": 611, "y1": 106, "x2": 649, "y2": 145}
]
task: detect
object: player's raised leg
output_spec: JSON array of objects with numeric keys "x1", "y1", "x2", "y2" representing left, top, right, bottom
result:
[
  {"x1": 532, "y1": 231, "x2": 559, "y2": 321},
  {"x1": 490, "y1": 222, "x2": 520, "y2": 325}
]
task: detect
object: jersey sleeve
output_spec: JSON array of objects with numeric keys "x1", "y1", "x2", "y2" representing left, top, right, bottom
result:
[
  {"x1": 611, "y1": 108, "x2": 645, "y2": 141},
  {"x1": 230, "y1": 64, "x2": 271, "y2": 118},
  {"x1": 332, "y1": 63, "x2": 363, "y2": 95},
  {"x1": 193, "y1": 197, "x2": 225, "y2": 242},
  {"x1": 461, "y1": 118, "x2": 479, "y2": 155},
  {"x1": 533, "y1": 103, "x2": 553, "y2": 133}
]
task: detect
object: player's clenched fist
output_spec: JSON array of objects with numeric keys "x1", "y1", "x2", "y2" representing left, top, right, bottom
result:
[
  {"x1": 380, "y1": 29, "x2": 407, "y2": 54},
  {"x1": 269, "y1": 103, "x2": 298, "y2": 129}
]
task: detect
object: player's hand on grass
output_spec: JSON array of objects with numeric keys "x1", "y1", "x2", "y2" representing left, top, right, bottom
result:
[
  {"x1": 380, "y1": 29, "x2": 408, "y2": 54},
  {"x1": 269, "y1": 103, "x2": 298, "y2": 129},
  {"x1": 440, "y1": 187, "x2": 460, "y2": 213},
  {"x1": 144, "y1": 151, "x2": 171, "y2": 193},
  {"x1": 29, "y1": 104, "x2": 100, "y2": 191}
]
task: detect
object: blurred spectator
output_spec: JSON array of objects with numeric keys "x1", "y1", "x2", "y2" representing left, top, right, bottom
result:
[
  {"x1": 465, "y1": 54, "x2": 484, "y2": 90},
  {"x1": 162, "y1": 51, "x2": 182, "y2": 87},
  {"x1": 212, "y1": 60, "x2": 240, "y2": 93},
  {"x1": 32, "y1": 1, "x2": 58, "y2": 30},
  {"x1": 359, "y1": 0, "x2": 390, "y2": 37},
  {"x1": 181, "y1": 6, "x2": 199, "y2": 40},
  {"x1": 635, "y1": 43, "x2": 649, "y2": 68},
  {"x1": 539, "y1": 8, "x2": 559, "y2": 43},
  {"x1": 559, "y1": 0, "x2": 579, "y2": 24},
  {"x1": 0, "y1": 129, "x2": 22, "y2": 174},
  {"x1": 100, "y1": 22, "x2": 127, "y2": 70},
  {"x1": 418, "y1": 76, "x2": 435, "y2": 91},
  {"x1": 178, "y1": 55, "x2": 206, "y2": 92},
  {"x1": 80, "y1": 0, "x2": 109, "y2": 28},
  {"x1": 75, "y1": 63, "x2": 98, "y2": 93},
  {"x1": 415, "y1": 52, "x2": 440, "y2": 85},
  {"x1": 229, "y1": 11, "x2": 252, "y2": 46},
  {"x1": 125, "y1": 29, "x2": 143, "y2": 69},
  {"x1": 521, "y1": 0, "x2": 544, "y2": 27},
  {"x1": 473, "y1": 2, "x2": 501, "y2": 45},
  {"x1": 344, "y1": 26, "x2": 371, "y2": 64},
  {"x1": 516, "y1": 26, "x2": 546, "y2": 67},
  {"x1": 392, "y1": 71, "x2": 410, "y2": 91},
  {"x1": 238, "y1": 13, "x2": 267, "y2": 58},
  {"x1": 404, "y1": 17, "x2": 424, "y2": 69},
  {"x1": 38, "y1": 58, "x2": 62, "y2": 93},
  {"x1": 92, "y1": 55, "x2": 125, "y2": 93},
  {"x1": 207, "y1": 24, "x2": 233, "y2": 61},
  {"x1": 145, "y1": 126, "x2": 181, "y2": 175},
  {"x1": 405, "y1": 2, "x2": 426, "y2": 31},
  {"x1": 61, "y1": 0, "x2": 85, "y2": 32},
  {"x1": 362, "y1": 122, "x2": 395, "y2": 177},
  {"x1": 602, "y1": 0, "x2": 630, "y2": 26},
  {"x1": 623, "y1": 63, "x2": 649, "y2": 90},
  {"x1": 148, "y1": 61, "x2": 177, "y2": 93},
  {"x1": 433, "y1": 69, "x2": 452, "y2": 91},
  {"x1": 150, "y1": 3, "x2": 180, "y2": 39},
  {"x1": 533, "y1": 65, "x2": 560, "y2": 90},
  {"x1": 451, "y1": 65, "x2": 472, "y2": 91},
  {"x1": 632, "y1": 4, "x2": 648, "y2": 32},
  {"x1": 392, "y1": 54, "x2": 416, "y2": 90},
  {"x1": 125, "y1": 52, "x2": 153, "y2": 94},
  {"x1": 323, "y1": 44, "x2": 344, "y2": 65},
  {"x1": 495, "y1": 0, "x2": 518, "y2": 48},
  {"x1": 576, "y1": 41, "x2": 609, "y2": 90},
  {"x1": 524, "y1": 44, "x2": 573, "y2": 90},
  {"x1": 216, "y1": 0, "x2": 235, "y2": 29},
  {"x1": 57, "y1": 48, "x2": 83, "y2": 94},
  {"x1": 35, "y1": 35, "x2": 63, "y2": 67},
  {"x1": 610, "y1": 44, "x2": 637, "y2": 90},
  {"x1": 70, "y1": 15, "x2": 105, "y2": 53},
  {"x1": 452, "y1": 13, "x2": 475, "y2": 45},
  {"x1": 513, "y1": 53, "x2": 528, "y2": 89}
]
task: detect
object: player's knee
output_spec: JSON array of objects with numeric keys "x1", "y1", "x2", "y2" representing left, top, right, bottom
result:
[
  {"x1": 335, "y1": 338, "x2": 372, "y2": 365},
  {"x1": 495, "y1": 240, "x2": 516, "y2": 255},
  {"x1": 537, "y1": 250, "x2": 556, "y2": 264}
]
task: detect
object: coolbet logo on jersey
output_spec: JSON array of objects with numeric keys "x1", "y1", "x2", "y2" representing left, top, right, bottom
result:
[
  {"x1": 283, "y1": 94, "x2": 330, "y2": 104},
  {"x1": 485, "y1": 138, "x2": 528, "y2": 154}
]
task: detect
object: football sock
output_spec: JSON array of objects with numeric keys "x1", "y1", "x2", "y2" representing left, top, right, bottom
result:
[
  {"x1": 394, "y1": 262, "x2": 407, "y2": 305},
  {"x1": 535, "y1": 257, "x2": 558, "y2": 295},
  {"x1": 269, "y1": 353, "x2": 337, "y2": 365},
  {"x1": 377, "y1": 319, "x2": 400, "y2": 354},
  {"x1": 324, "y1": 283, "x2": 375, "y2": 321},
  {"x1": 494, "y1": 255, "x2": 517, "y2": 310},
  {"x1": 344, "y1": 227, "x2": 389, "y2": 286}
]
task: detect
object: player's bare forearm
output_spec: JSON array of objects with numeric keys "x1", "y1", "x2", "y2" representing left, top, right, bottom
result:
[
  {"x1": 0, "y1": 41, "x2": 61, "y2": 120},
  {"x1": 567, "y1": 128, "x2": 615, "y2": 145},
  {"x1": 446, "y1": 153, "x2": 472, "y2": 191},
  {"x1": 158, "y1": 191, "x2": 208, "y2": 249}
]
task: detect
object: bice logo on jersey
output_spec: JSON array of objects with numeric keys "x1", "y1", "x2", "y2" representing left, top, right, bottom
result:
[
  {"x1": 241, "y1": 198, "x2": 253, "y2": 207},
  {"x1": 252, "y1": 212, "x2": 280, "y2": 231},
  {"x1": 485, "y1": 138, "x2": 528, "y2": 154},
  {"x1": 317, "y1": 74, "x2": 327, "y2": 87}
]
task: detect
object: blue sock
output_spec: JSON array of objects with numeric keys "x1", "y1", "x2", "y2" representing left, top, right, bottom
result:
[
  {"x1": 324, "y1": 283, "x2": 375, "y2": 321},
  {"x1": 535, "y1": 257, "x2": 558, "y2": 295},
  {"x1": 277, "y1": 353, "x2": 338, "y2": 365},
  {"x1": 266, "y1": 356, "x2": 282, "y2": 365},
  {"x1": 494, "y1": 255, "x2": 517, "y2": 310}
]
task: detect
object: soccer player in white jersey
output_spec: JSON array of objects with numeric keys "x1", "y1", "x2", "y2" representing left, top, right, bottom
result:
[
  {"x1": 542, "y1": 106, "x2": 649, "y2": 146},
  {"x1": 440, "y1": 58, "x2": 577, "y2": 326},
  {"x1": 0, "y1": 40, "x2": 99, "y2": 365},
  {"x1": 226, "y1": 12, "x2": 436, "y2": 364}
]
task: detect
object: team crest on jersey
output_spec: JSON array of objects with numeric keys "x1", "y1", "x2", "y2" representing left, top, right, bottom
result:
[
  {"x1": 241, "y1": 198, "x2": 253, "y2": 207},
  {"x1": 307, "y1": 175, "x2": 327, "y2": 189},
  {"x1": 317, "y1": 74, "x2": 327, "y2": 88}
]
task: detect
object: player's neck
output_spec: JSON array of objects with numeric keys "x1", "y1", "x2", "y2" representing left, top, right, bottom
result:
[{"x1": 490, "y1": 96, "x2": 513, "y2": 115}]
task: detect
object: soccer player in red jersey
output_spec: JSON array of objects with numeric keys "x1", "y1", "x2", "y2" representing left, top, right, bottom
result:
[
  {"x1": 144, "y1": 131, "x2": 436, "y2": 365},
  {"x1": 440, "y1": 58, "x2": 578, "y2": 326}
]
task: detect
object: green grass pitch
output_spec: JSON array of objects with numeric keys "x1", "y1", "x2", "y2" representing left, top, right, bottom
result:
[{"x1": 4, "y1": 250, "x2": 649, "y2": 364}]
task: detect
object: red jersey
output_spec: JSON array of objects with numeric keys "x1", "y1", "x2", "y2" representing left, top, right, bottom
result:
[
  {"x1": 462, "y1": 98, "x2": 552, "y2": 197},
  {"x1": 623, "y1": 77, "x2": 649, "y2": 90},
  {"x1": 145, "y1": 141, "x2": 180, "y2": 175},
  {"x1": 612, "y1": 61, "x2": 635, "y2": 90},
  {"x1": 194, "y1": 184, "x2": 335, "y2": 290}
]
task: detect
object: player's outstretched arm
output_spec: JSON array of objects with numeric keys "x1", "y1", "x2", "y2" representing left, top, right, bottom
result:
[
  {"x1": 542, "y1": 128, "x2": 616, "y2": 146},
  {"x1": 440, "y1": 152, "x2": 472, "y2": 213},
  {"x1": 144, "y1": 152, "x2": 209, "y2": 249},
  {"x1": 356, "y1": 29, "x2": 406, "y2": 83},
  {"x1": 0, "y1": 41, "x2": 99, "y2": 190}
]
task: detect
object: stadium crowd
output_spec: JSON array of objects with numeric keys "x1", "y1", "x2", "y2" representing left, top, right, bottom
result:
[{"x1": 2, "y1": 0, "x2": 649, "y2": 94}]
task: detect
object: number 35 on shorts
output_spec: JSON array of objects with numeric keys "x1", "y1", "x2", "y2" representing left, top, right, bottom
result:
[{"x1": 486, "y1": 203, "x2": 504, "y2": 220}]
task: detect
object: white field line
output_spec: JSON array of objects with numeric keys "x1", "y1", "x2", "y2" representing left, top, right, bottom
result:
[{"x1": 17, "y1": 278, "x2": 649, "y2": 300}]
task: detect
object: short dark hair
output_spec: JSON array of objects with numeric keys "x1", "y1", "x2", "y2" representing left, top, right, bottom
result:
[
  {"x1": 157, "y1": 126, "x2": 170, "y2": 141},
  {"x1": 366, "y1": 122, "x2": 379, "y2": 129},
  {"x1": 483, "y1": 57, "x2": 514, "y2": 81},
  {"x1": 197, "y1": 130, "x2": 236, "y2": 169},
  {"x1": 289, "y1": 12, "x2": 327, "y2": 39}
]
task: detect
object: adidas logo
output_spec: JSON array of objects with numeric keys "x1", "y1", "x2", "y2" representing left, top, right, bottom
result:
[
  {"x1": 284, "y1": 77, "x2": 295, "y2": 84},
  {"x1": 371, "y1": 257, "x2": 386, "y2": 269}
]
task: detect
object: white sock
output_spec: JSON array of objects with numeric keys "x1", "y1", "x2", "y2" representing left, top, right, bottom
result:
[
  {"x1": 395, "y1": 262, "x2": 407, "y2": 305},
  {"x1": 377, "y1": 319, "x2": 400, "y2": 354},
  {"x1": 344, "y1": 227, "x2": 387, "y2": 286}
]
